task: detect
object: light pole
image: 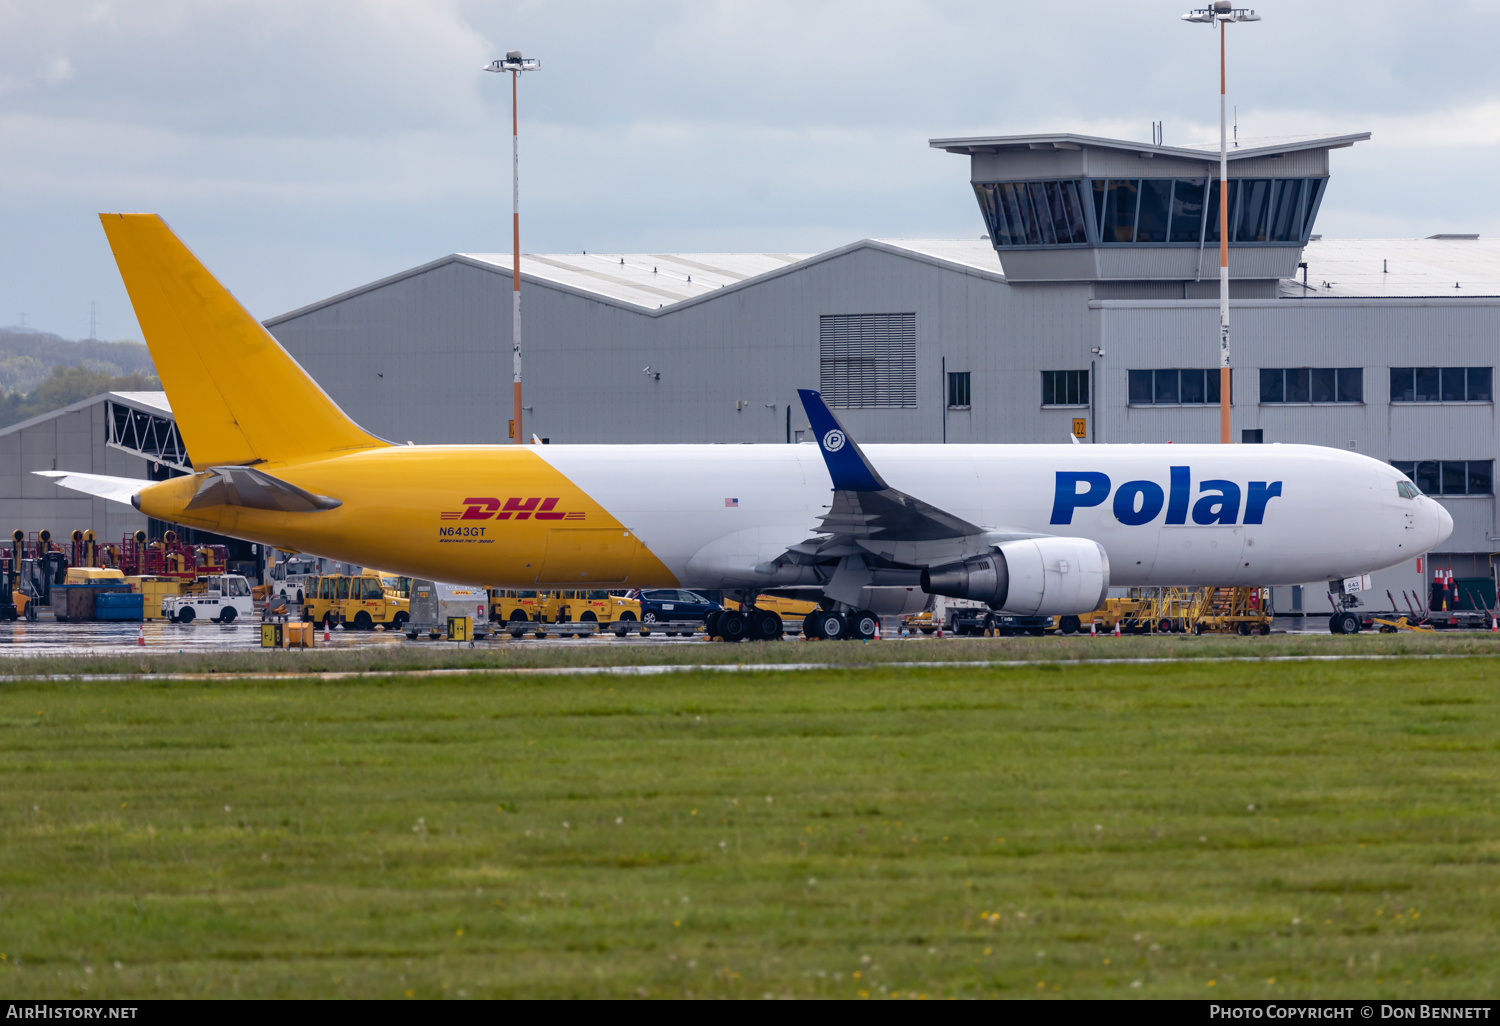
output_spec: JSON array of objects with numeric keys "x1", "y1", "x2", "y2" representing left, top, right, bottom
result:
[
  {"x1": 484, "y1": 50, "x2": 541, "y2": 444},
  {"x1": 1182, "y1": 2, "x2": 1259, "y2": 444}
]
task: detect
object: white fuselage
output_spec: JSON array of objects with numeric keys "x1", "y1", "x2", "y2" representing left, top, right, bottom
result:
[{"x1": 534, "y1": 442, "x2": 1451, "y2": 589}]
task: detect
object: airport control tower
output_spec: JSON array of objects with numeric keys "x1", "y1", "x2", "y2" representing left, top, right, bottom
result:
[{"x1": 930, "y1": 132, "x2": 1369, "y2": 298}]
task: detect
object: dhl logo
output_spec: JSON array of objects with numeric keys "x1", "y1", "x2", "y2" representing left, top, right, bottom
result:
[{"x1": 440, "y1": 497, "x2": 585, "y2": 522}]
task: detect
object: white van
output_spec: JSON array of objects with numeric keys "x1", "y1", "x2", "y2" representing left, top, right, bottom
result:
[{"x1": 162, "y1": 575, "x2": 256, "y2": 624}]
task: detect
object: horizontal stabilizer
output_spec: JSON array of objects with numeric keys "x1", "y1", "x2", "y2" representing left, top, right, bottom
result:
[
  {"x1": 34, "y1": 471, "x2": 143, "y2": 507},
  {"x1": 185, "y1": 466, "x2": 341, "y2": 513}
]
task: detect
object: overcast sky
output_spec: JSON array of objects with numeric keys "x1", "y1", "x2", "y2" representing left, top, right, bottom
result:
[{"x1": 3, "y1": 0, "x2": 1499, "y2": 341}]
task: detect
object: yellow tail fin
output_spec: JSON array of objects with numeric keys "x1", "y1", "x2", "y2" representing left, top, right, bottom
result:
[{"x1": 100, "y1": 213, "x2": 389, "y2": 468}]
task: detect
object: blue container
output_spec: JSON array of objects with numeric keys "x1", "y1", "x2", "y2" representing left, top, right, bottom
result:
[{"x1": 94, "y1": 591, "x2": 144, "y2": 622}]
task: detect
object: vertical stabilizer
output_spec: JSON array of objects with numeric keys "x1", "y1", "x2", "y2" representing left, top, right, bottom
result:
[{"x1": 99, "y1": 214, "x2": 389, "y2": 468}]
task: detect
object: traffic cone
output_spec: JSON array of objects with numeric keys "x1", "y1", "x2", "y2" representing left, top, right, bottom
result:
[
  {"x1": 874, "y1": 620, "x2": 881, "y2": 641},
  {"x1": 1491, "y1": 613, "x2": 1496, "y2": 633},
  {"x1": 323, "y1": 623, "x2": 330, "y2": 643},
  {"x1": 1112, "y1": 619, "x2": 1121, "y2": 638},
  {"x1": 1090, "y1": 619, "x2": 1096, "y2": 637},
  {"x1": 936, "y1": 620, "x2": 943, "y2": 639},
  {"x1": 137, "y1": 625, "x2": 145, "y2": 647}
]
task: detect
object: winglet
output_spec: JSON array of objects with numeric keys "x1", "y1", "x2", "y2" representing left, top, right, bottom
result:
[{"x1": 797, "y1": 389, "x2": 887, "y2": 492}]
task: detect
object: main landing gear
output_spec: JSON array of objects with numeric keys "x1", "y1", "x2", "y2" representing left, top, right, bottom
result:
[{"x1": 801, "y1": 606, "x2": 879, "y2": 641}]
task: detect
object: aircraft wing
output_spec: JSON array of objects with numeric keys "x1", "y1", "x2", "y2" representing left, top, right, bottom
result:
[
  {"x1": 34, "y1": 470, "x2": 144, "y2": 507},
  {"x1": 794, "y1": 389, "x2": 1042, "y2": 567}
]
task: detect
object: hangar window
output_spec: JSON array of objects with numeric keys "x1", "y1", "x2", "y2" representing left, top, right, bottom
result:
[
  {"x1": 1259, "y1": 367, "x2": 1362, "y2": 404},
  {"x1": 1127, "y1": 369, "x2": 1223, "y2": 406},
  {"x1": 1390, "y1": 367, "x2": 1492, "y2": 403},
  {"x1": 1391, "y1": 460, "x2": 1493, "y2": 496},
  {"x1": 948, "y1": 372, "x2": 972, "y2": 409},
  {"x1": 1041, "y1": 370, "x2": 1088, "y2": 407},
  {"x1": 819, "y1": 313, "x2": 917, "y2": 408}
]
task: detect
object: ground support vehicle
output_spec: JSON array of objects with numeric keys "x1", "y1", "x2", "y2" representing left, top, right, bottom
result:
[
  {"x1": 491, "y1": 589, "x2": 544, "y2": 625},
  {"x1": 161, "y1": 574, "x2": 255, "y2": 623},
  {"x1": 547, "y1": 590, "x2": 641, "y2": 633},
  {"x1": 1188, "y1": 587, "x2": 1273, "y2": 635},
  {"x1": 899, "y1": 596, "x2": 998, "y2": 637},
  {"x1": 304, "y1": 573, "x2": 411, "y2": 630},
  {"x1": 269, "y1": 554, "x2": 322, "y2": 603},
  {"x1": 404, "y1": 581, "x2": 489, "y2": 640}
]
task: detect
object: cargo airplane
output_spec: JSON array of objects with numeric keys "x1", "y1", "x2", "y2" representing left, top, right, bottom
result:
[{"x1": 41, "y1": 215, "x2": 1451, "y2": 640}]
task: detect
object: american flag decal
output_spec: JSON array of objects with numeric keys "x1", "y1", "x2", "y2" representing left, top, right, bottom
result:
[{"x1": 725, "y1": 498, "x2": 739, "y2": 507}]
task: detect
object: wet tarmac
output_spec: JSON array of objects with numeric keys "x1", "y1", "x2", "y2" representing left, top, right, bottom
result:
[{"x1": 0, "y1": 614, "x2": 1373, "y2": 657}]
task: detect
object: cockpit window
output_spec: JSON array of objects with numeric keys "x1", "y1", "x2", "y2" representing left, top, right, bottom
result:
[{"x1": 1397, "y1": 480, "x2": 1421, "y2": 499}]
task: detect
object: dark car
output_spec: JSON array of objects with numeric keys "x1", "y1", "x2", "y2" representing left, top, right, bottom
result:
[{"x1": 634, "y1": 589, "x2": 722, "y2": 624}]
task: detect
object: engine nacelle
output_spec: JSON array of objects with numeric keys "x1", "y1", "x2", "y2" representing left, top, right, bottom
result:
[{"x1": 920, "y1": 537, "x2": 1110, "y2": 615}]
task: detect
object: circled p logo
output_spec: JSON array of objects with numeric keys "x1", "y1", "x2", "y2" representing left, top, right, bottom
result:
[{"x1": 823, "y1": 430, "x2": 846, "y2": 453}]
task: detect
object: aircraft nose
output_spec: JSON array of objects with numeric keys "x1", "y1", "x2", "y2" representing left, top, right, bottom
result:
[{"x1": 1430, "y1": 498, "x2": 1454, "y2": 548}]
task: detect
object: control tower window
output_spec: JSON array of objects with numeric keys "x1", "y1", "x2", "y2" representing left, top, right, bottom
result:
[
  {"x1": 978, "y1": 176, "x2": 1325, "y2": 248},
  {"x1": 1169, "y1": 179, "x2": 1207, "y2": 243},
  {"x1": 975, "y1": 180, "x2": 1088, "y2": 247}
]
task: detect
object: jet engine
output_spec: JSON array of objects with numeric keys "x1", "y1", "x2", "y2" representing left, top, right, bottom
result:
[{"x1": 919, "y1": 537, "x2": 1110, "y2": 615}]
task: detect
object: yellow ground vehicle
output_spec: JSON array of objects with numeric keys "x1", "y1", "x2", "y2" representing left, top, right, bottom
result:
[
  {"x1": 66, "y1": 567, "x2": 126, "y2": 584},
  {"x1": 304, "y1": 572, "x2": 410, "y2": 630},
  {"x1": 725, "y1": 594, "x2": 819, "y2": 619},
  {"x1": 491, "y1": 589, "x2": 545, "y2": 624},
  {"x1": 492, "y1": 589, "x2": 641, "y2": 630},
  {"x1": 549, "y1": 590, "x2": 641, "y2": 626},
  {"x1": 365, "y1": 569, "x2": 411, "y2": 599}
]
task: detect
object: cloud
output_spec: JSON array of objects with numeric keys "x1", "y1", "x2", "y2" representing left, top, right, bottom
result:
[{"x1": 2, "y1": 0, "x2": 1500, "y2": 339}]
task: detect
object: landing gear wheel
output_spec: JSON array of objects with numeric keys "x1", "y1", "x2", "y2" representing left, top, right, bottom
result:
[
  {"x1": 850, "y1": 610, "x2": 879, "y2": 641},
  {"x1": 818, "y1": 611, "x2": 849, "y2": 641},
  {"x1": 717, "y1": 609, "x2": 747, "y2": 642},
  {"x1": 219, "y1": 606, "x2": 237, "y2": 624},
  {"x1": 803, "y1": 612, "x2": 823, "y2": 639},
  {"x1": 1336, "y1": 611, "x2": 1361, "y2": 635},
  {"x1": 1058, "y1": 615, "x2": 1081, "y2": 636},
  {"x1": 704, "y1": 610, "x2": 723, "y2": 637},
  {"x1": 749, "y1": 609, "x2": 784, "y2": 640},
  {"x1": 177, "y1": 607, "x2": 195, "y2": 624}
]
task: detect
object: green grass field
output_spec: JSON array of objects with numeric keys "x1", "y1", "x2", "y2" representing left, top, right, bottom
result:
[{"x1": 1, "y1": 652, "x2": 1497, "y2": 999}]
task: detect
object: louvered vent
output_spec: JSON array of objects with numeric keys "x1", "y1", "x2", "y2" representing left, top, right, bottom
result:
[{"x1": 818, "y1": 313, "x2": 917, "y2": 408}]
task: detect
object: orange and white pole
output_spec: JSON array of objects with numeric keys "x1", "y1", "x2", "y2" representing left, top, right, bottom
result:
[
  {"x1": 1217, "y1": 16, "x2": 1231, "y2": 444},
  {"x1": 511, "y1": 67, "x2": 524, "y2": 445}
]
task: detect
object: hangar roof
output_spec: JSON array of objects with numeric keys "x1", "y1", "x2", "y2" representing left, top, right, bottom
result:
[
  {"x1": 454, "y1": 239, "x2": 1005, "y2": 313},
  {"x1": 458, "y1": 251, "x2": 812, "y2": 309},
  {"x1": 0, "y1": 390, "x2": 171, "y2": 439},
  {"x1": 1280, "y1": 237, "x2": 1500, "y2": 298}
]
